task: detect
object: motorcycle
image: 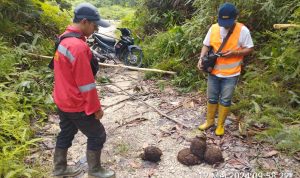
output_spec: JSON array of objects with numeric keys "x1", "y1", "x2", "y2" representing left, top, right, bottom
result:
[{"x1": 88, "y1": 28, "x2": 143, "y2": 67}]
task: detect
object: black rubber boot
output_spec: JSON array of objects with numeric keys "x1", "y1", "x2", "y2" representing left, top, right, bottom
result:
[
  {"x1": 52, "y1": 147, "x2": 82, "y2": 177},
  {"x1": 87, "y1": 150, "x2": 115, "y2": 178}
]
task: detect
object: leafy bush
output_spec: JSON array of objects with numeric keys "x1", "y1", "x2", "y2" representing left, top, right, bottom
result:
[
  {"x1": 232, "y1": 7, "x2": 300, "y2": 154},
  {"x1": 0, "y1": 43, "x2": 55, "y2": 177},
  {"x1": 0, "y1": 38, "x2": 17, "y2": 78},
  {"x1": 38, "y1": 0, "x2": 71, "y2": 33},
  {"x1": 0, "y1": 0, "x2": 69, "y2": 44},
  {"x1": 0, "y1": 0, "x2": 66, "y2": 176}
]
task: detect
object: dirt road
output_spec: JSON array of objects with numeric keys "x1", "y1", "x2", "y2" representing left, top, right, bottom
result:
[{"x1": 34, "y1": 21, "x2": 299, "y2": 178}]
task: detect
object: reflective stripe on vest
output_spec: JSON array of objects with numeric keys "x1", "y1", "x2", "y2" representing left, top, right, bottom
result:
[
  {"x1": 210, "y1": 23, "x2": 244, "y2": 76},
  {"x1": 214, "y1": 60, "x2": 242, "y2": 70},
  {"x1": 57, "y1": 44, "x2": 75, "y2": 62},
  {"x1": 79, "y1": 83, "x2": 96, "y2": 92}
]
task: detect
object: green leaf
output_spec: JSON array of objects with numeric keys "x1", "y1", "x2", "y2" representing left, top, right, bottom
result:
[{"x1": 251, "y1": 100, "x2": 261, "y2": 113}]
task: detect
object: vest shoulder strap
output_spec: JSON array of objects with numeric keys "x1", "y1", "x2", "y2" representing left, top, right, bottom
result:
[
  {"x1": 216, "y1": 23, "x2": 236, "y2": 53},
  {"x1": 54, "y1": 32, "x2": 82, "y2": 51}
]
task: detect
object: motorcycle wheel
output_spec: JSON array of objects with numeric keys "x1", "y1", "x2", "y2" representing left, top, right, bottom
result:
[{"x1": 123, "y1": 48, "x2": 143, "y2": 68}]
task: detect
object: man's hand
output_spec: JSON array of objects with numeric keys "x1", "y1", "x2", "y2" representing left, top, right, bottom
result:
[
  {"x1": 223, "y1": 48, "x2": 254, "y2": 58},
  {"x1": 95, "y1": 109, "x2": 104, "y2": 120},
  {"x1": 198, "y1": 45, "x2": 210, "y2": 70},
  {"x1": 197, "y1": 57, "x2": 203, "y2": 71},
  {"x1": 221, "y1": 50, "x2": 237, "y2": 58}
]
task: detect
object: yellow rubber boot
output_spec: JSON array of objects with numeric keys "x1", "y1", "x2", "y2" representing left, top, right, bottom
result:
[
  {"x1": 198, "y1": 103, "x2": 218, "y2": 130},
  {"x1": 215, "y1": 104, "x2": 230, "y2": 136}
]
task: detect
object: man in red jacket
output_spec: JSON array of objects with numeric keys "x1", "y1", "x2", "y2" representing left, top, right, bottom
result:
[{"x1": 52, "y1": 3, "x2": 115, "y2": 178}]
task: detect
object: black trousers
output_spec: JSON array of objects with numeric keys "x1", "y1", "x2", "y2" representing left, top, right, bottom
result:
[{"x1": 56, "y1": 108, "x2": 106, "y2": 151}]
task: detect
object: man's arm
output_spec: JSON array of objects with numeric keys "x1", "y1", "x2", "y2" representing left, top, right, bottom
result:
[
  {"x1": 237, "y1": 47, "x2": 254, "y2": 56},
  {"x1": 222, "y1": 47, "x2": 254, "y2": 58},
  {"x1": 72, "y1": 46, "x2": 102, "y2": 117},
  {"x1": 223, "y1": 26, "x2": 254, "y2": 57}
]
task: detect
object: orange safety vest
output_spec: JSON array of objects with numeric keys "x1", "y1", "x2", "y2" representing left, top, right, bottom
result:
[{"x1": 210, "y1": 22, "x2": 244, "y2": 76}]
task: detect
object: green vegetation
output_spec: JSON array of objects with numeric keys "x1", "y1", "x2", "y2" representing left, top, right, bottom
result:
[
  {"x1": 67, "y1": 0, "x2": 137, "y2": 20},
  {"x1": 115, "y1": 141, "x2": 130, "y2": 155},
  {"x1": 0, "y1": 42, "x2": 54, "y2": 177},
  {"x1": 99, "y1": 5, "x2": 136, "y2": 20},
  {"x1": 124, "y1": 0, "x2": 300, "y2": 154},
  {"x1": 0, "y1": 0, "x2": 69, "y2": 176},
  {"x1": 68, "y1": 0, "x2": 138, "y2": 7}
]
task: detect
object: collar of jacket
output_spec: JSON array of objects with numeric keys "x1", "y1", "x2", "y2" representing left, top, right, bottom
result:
[{"x1": 65, "y1": 25, "x2": 86, "y2": 41}]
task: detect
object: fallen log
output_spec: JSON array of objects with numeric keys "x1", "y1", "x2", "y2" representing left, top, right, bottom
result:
[
  {"x1": 25, "y1": 52, "x2": 52, "y2": 59},
  {"x1": 273, "y1": 24, "x2": 300, "y2": 29},
  {"x1": 24, "y1": 52, "x2": 177, "y2": 75},
  {"x1": 98, "y1": 63, "x2": 177, "y2": 75}
]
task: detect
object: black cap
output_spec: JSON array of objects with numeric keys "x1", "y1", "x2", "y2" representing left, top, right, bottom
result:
[{"x1": 74, "y1": 3, "x2": 110, "y2": 27}]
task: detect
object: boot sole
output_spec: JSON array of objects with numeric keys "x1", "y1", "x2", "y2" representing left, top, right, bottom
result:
[
  {"x1": 52, "y1": 171, "x2": 82, "y2": 178},
  {"x1": 198, "y1": 124, "x2": 215, "y2": 130}
]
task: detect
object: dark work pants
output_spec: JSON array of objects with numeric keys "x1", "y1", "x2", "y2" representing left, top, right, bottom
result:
[{"x1": 56, "y1": 108, "x2": 106, "y2": 151}]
